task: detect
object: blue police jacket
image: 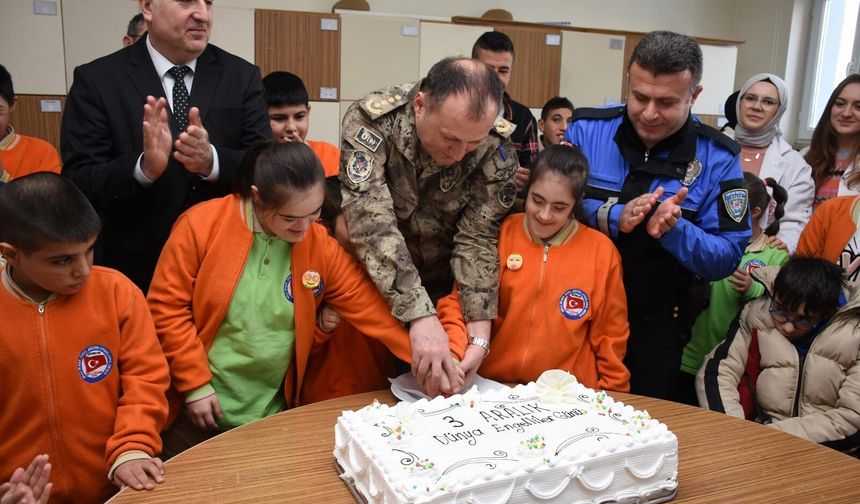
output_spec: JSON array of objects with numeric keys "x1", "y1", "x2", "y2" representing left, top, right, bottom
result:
[{"x1": 564, "y1": 106, "x2": 750, "y2": 281}]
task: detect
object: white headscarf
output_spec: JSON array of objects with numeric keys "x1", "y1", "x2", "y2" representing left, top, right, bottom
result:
[{"x1": 734, "y1": 73, "x2": 788, "y2": 148}]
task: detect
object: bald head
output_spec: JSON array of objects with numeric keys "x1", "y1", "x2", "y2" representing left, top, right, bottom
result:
[{"x1": 419, "y1": 57, "x2": 504, "y2": 121}]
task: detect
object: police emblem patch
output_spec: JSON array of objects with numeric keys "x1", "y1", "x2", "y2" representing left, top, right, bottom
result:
[
  {"x1": 354, "y1": 126, "x2": 382, "y2": 152},
  {"x1": 743, "y1": 258, "x2": 766, "y2": 273},
  {"x1": 439, "y1": 166, "x2": 461, "y2": 192},
  {"x1": 682, "y1": 158, "x2": 702, "y2": 186},
  {"x1": 283, "y1": 274, "x2": 294, "y2": 303},
  {"x1": 559, "y1": 289, "x2": 590, "y2": 320},
  {"x1": 78, "y1": 345, "x2": 113, "y2": 383},
  {"x1": 722, "y1": 188, "x2": 748, "y2": 223},
  {"x1": 347, "y1": 151, "x2": 373, "y2": 184},
  {"x1": 497, "y1": 182, "x2": 517, "y2": 209}
]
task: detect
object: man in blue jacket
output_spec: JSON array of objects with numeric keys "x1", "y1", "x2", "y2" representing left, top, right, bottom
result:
[{"x1": 565, "y1": 31, "x2": 750, "y2": 401}]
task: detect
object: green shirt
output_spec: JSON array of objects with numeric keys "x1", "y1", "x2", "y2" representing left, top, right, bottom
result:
[
  {"x1": 681, "y1": 234, "x2": 788, "y2": 375},
  {"x1": 208, "y1": 201, "x2": 295, "y2": 428}
]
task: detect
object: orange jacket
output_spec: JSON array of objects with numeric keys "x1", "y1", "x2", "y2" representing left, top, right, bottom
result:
[
  {"x1": 796, "y1": 195, "x2": 859, "y2": 263},
  {"x1": 308, "y1": 140, "x2": 340, "y2": 177},
  {"x1": 0, "y1": 133, "x2": 61, "y2": 179},
  {"x1": 147, "y1": 194, "x2": 421, "y2": 418},
  {"x1": 0, "y1": 267, "x2": 169, "y2": 504},
  {"x1": 438, "y1": 214, "x2": 630, "y2": 391}
]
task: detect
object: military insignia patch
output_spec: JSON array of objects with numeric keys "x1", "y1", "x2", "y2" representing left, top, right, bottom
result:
[
  {"x1": 347, "y1": 151, "x2": 373, "y2": 184},
  {"x1": 682, "y1": 158, "x2": 702, "y2": 186},
  {"x1": 493, "y1": 117, "x2": 514, "y2": 135},
  {"x1": 439, "y1": 166, "x2": 461, "y2": 192},
  {"x1": 722, "y1": 188, "x2": 748, "y2": 223},
  {"x1": 354, "y1": 126, "x2": 382, "y2": 152},
  {"x1": 497, "y1": 181, "x2": 517, "y2": 209}
]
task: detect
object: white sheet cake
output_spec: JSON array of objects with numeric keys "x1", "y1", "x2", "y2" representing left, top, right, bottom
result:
[{"x1": 334, "y1": 370, "x2": 678, "y2": 504}]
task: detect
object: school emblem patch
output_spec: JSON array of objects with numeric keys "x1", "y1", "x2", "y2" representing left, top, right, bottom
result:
[
  {"x1": 559, "y1": 289, "x2": 590, "y2": 320},
  {"x1": 347, "y1": 151, "x2": 373, "y2": 184},
  {"x1": 743, "y1": 258, "x2": 766, "y2": 273},
  {"x1": 283, "y1": 274, "x2": 294, "y2": 303},
  {"x1": 497, "y1": 182, "x2": 517, "y2": 209},
  {"x1": 78, "y1": 345, "x2": 113, "y2": 383},
  {"x1": 354, "y1": 126, "x2": 382, "y2": 152},
  {"x1": 722, "y1": 188, "x2": 748, "y2": 223}
]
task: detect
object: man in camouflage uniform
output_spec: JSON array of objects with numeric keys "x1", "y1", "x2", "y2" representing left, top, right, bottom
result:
[{"x1": 340, "y1": 58, "x2": 518, "y2": 396}]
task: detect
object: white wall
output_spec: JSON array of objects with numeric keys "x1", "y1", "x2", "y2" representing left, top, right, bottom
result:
[
  {"x1": 217, "y1": 0, "x2": 739, "y2": 39},
  {"x1": 0, "y1": 0, "x2": 66, "y2": 95}
]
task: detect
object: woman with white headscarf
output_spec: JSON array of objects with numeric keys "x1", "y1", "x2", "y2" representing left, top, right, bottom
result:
[{"x1": 734, "y1": 73, "x2": 814, "y2": 253}]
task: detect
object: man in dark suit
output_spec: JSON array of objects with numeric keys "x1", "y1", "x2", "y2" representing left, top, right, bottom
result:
[{"x1": 61, "y1": 0, "x2": 269, "y2": 292}]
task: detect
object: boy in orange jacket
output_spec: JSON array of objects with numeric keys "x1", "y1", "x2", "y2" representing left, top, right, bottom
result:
[{"x1": 0, "y1": 173, "x2": 170, "y2": 503}]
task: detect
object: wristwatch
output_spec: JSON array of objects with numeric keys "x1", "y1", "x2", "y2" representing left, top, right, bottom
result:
[{"x1": 467, "y1": 336, "x2": 490, "y2": 357}]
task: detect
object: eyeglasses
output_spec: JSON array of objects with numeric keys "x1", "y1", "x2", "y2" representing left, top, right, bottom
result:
[
  {"x1": 768, "y1": 300, "x2": 818, "y2": 331},
  {"x1": 741, "y1": 94, "x2": 780, "y2": 110}
]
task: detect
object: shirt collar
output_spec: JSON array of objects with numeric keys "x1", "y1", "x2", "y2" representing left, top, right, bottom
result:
[
  {"x1": 1, "y1": 263, "x2": 56, "y2": 305},
  {"x1": 0, "y1": 125, "x2": 16, "y2": 150},
  {"x1": 146, "y1": 35, "x2": 197, "y2": 78},
  {"x1": 746, "y1": 232, "x2": 768, "y2": 252},
  {"x1": 523, "y1": 216, "x2": 579, "y2": 247}
]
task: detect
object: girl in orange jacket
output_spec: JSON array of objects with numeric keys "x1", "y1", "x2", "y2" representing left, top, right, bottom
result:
[
  {"x1": 148, "y1": 142, "x2": 465, "y2": 454},
  {"x1": 438, "y1": 144, "x2": 630, "y2": 391}
]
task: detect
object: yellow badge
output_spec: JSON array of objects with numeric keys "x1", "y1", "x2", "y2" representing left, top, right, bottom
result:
[
  {"x1": 365, "y1": 98, "x2": 384, "y2": 115},
  {"x1": 493, "y1": 117, "x2": 513, "y2": 134},
  {"x1": 302, "y1": 270, "x2": 321, "y2": 289},
  {"x1": 506, "y1": 253, "x2": 523, "y2": 271}
]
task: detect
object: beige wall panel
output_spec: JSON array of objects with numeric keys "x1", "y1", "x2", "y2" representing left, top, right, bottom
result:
[
  {"x1": 1, "y1": 0, "x2": 66, "y2": 95},
  {"x1": 216, "y1": 0, "x2": 739, "y2": 40},
  {"x1": 560, "y1": 31, "x2": 625, "y2": 109},
  {"x1": 418, "y1": 22, "x2": 490, "y2": 77},
  {"x1": 210, "y1": 6, "x2": 256, "y2": 64},
  {"x1": 307, "y1": 101, "x2": 342, "y2": 147},
  {"x1": 340, "y1": 14, "x2": 420, "y2": 101},
  {"x1": 694, "y1": 44, "x2": 738, "y2": 116},
  {"x1": 61, "y1": 0, "x2": 137, "y2": 90}
]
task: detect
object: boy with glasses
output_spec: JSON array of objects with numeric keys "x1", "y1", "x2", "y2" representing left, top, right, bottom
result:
[{"x1": 698, "y1": 256, "x2": 860, "y2": 454}]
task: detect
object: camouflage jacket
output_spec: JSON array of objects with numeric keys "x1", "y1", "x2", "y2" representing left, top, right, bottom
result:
[{"x1": 339, "y1": 82, "x2": 518, "y2": 323}]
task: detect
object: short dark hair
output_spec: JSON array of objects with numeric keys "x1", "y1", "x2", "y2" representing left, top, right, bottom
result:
[
  {"x1": 772, "y1": 257, "x2": 845, "y2": 318},
  {"x1": 234, "y1": 141, "x2": 324, "y2": 211},
  {"x1": 540, "y1": 96, "x2": 574, "y2": 121},
  {"x1": 262, "y1": 71, "x2": 309, "y2": 108},
  {"x1": 0, "y1": 173, "x2": 101, "y2": 254},
  {"x1": 471, "y1": 31, "x2": 515, "y2": 59},
  {"x1": 629, "y1": 31, "x2": 703, "y2": 88},
  {"x1": 419, "y1": 57, "x2": 504, "y2": 120},
  {"x1": 0, "y1": 63, "x2": 14, "y2": 105},
  {"x1": 528, "y1": 144, "x2": 589, "y2": 221},
  {"x1": 127, "y1": 13, "x2": 144, "y2": 38}
]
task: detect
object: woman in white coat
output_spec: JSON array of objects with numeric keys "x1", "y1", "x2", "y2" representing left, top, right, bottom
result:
[{"x1": 734, "y1": 73, "x2": 814, "y2": 253}]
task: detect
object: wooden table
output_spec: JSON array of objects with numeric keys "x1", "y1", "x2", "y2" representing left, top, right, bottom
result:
[{"x1": 108, "y1": 391, "x2": 860, "y2": 503}]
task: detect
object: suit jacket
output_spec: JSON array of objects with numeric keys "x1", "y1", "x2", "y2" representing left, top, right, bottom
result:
[{"x1": 61, "y1": 36, "x2": 269, "y2": 292}]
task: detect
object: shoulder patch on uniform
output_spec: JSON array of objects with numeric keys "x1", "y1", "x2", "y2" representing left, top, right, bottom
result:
[
  {"x1": 572, "y1": 106, "x2": 625, "y2": 122},
  {"x1": 359, "y1": 83, "x2": 415, "y2": 119},
  {"x1": 497, "y1": 181, "x2": 517, "y2": 209},
  {"x1": 346, "y1": 151, "x2": 374, "y2": 184},
  {"x1": 492, "y1": 117, "x2": 516, "y2": 138},
  {"x1": 695, "y1": 122, "x2": 741, "y2": 155},
  {"x1": 722, "y1": 188, "x2": 748, "y2": 223},
  {"x1": 354, "y1": 126, "x2": 382, "y2": 152}
]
